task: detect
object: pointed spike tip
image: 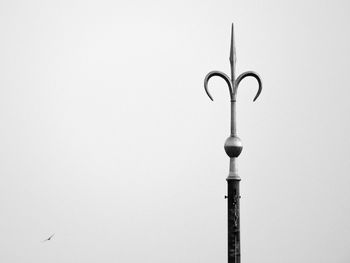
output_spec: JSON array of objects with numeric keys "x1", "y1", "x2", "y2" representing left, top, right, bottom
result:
[{"x1": 229, "y1": 23, "x2": 236, "y2": 64}]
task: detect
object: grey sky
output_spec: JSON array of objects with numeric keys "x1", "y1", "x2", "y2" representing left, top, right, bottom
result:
[{"x1": 0, "y1": 0, "x2": 350, "y2": 262}]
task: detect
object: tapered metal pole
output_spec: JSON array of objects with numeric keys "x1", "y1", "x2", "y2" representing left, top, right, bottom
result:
[{"x1": 204, "y1": 23, "x2": 262, "y2": 263}]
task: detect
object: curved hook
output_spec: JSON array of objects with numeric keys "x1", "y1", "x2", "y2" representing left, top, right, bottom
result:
[
  {"x1": 235, "y1": 71, "x2": 262, "y2": 101},
  {"x1": 204, "y1": 71, "x2": 233, "y2": 101}
]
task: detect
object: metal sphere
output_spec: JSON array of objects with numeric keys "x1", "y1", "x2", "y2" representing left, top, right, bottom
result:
[{"x1": 224, "y1": 136, "x2": 243, "y2": 158}]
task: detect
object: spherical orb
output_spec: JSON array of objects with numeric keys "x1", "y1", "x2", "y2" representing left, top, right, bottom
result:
[{"x1": 224, "y1": 136, "x2": 243, "y2": 158}]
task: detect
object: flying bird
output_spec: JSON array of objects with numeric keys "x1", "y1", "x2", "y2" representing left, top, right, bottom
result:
[{"x1": 42, "y1": 234, "x2": 55, "y2": 242}]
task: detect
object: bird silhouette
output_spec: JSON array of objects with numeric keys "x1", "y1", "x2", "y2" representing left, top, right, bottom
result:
[{"x1": 42, "y1": 234, "x2": 55, "y2": 242}]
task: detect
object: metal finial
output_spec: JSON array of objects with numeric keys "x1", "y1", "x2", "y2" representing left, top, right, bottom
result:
[
  {"x1": 203, "y1": 23, "x2": 263, "y2": 263},
  {"x1": 204, "y1": 23, "x2": 262, "y2": 155},
  {"x1": 204, "y1": 23, "x2": 262, "y2": 104}
]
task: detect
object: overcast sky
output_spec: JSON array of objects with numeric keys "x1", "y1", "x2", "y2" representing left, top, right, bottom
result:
[{"x1": 0, "y1": 0, "x2": 350, "y2": 262}]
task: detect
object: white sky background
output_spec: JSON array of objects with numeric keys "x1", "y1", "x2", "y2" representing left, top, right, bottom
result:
[{"x1": 0, "y1": 0, "x2": 350, "y2": 262}]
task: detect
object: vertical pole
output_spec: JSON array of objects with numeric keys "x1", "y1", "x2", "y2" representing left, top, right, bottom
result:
[{"x1": 227, "y1": 174, "x2": 240, "y2": 263}]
